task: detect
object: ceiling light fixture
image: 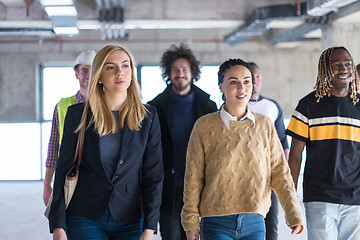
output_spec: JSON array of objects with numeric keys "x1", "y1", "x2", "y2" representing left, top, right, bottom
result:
[
  {"x1": 44, "y1": 6, "x2": 77, "y2": 17},
  {"x1": 53, "y1": 26, "x2": 79, "y2": 35},
  {"x1": 39, "y1": 0, "x2": 75, "y2": 6},
  {"x1": 40, "y1": 0, "x2": 79, "y2": 36}
]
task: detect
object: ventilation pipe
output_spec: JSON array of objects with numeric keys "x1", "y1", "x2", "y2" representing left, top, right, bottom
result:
[
  {"x1": 307, "y1": 0, "x2": 359, "y2": 16},
  {"x1": 224, "y1": 3, "x2": 308, "y2": 46},
  {"x1": 96, "y1": 0, "x2": 128, "y2": 40}
]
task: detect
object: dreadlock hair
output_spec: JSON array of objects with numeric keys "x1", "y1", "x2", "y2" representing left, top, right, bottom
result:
[
  {"x1": 160, "y1": 43, "x2": 201, "y2": 84},
  {"x1": 315, "y1": 46, "x2": 360, "y2": 105}
]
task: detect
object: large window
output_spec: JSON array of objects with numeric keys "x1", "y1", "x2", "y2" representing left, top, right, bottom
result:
[
  {"x1": 3, "y1": 64, "x2": 302, "y2": 180},
  {"x1": 140, "y1": 66, "x2": 166, "y2": 103},
  {"x1": 140, "y1": 65, "x2": 223, "y2": 108},
  {"x1": 195, "y1": 66, "x2": 223, "y2": 108},
  {"x1": 41, "y1": 66, "x2": 79, "y2": 179},
  {"x1": 0, "y1": 66, "x2": 78, "y2": 180},
  {"x1": 42, "y1": 67, "x2": 79, "y2": 120},
  {"x1": 0, "y1": 123, "x2": 42, "y2": 180}
]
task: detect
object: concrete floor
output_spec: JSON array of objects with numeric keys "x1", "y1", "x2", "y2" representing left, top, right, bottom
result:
[
  {"x1": 0, "y1": 181, "x2": 307, "y2": 240},
  {"x1": 0, "y1": 181, "x2": 50, "y2": 240}
]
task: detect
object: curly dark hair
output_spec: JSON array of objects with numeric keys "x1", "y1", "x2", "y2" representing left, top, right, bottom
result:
[
  {"x1": 160, "y1": 43, "x2": 201, "y2": 84},
  {"x1": 217, "y1": 58, "x2": 254, "y2": 101}
]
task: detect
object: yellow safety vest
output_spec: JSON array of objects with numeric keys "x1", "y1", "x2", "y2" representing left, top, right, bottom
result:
[{"x1": 57, "y1": 95, "x2": 76, "y2": 146}]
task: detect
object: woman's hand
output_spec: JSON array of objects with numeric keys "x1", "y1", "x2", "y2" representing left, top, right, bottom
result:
[
  {"x1": 186, "y1": 228, "x2": 199, "y2": 240},
  {"x1": 139, "y1": 229, "x2": 155, "y2": 240},
  {"x1": 291, "y1": 225, "x2": 303, "y2": 235},
  {"x1": 53, "y1": 228, "x2": 67, "y2": 240}
]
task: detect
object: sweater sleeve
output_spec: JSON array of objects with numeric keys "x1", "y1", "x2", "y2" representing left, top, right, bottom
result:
[
  {"x1": 181, "y1": 119, "x2": 205, "y2": 231},
  {"x1": 269, "y1": 121, "x2": 305, "y2": 231}
]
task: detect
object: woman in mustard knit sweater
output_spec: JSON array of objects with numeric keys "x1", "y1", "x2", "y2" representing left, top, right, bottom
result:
[{"x1": 181, "y1": 59, "x2": 304, "y2": 240}]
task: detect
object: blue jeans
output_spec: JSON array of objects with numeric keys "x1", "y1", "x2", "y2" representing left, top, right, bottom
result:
[
  {"x1": 200, "y1": 213, "x2": 265, "y2": 240},
  {"x1": 66, "y1": 212, "x2": 143, "y2": 240},
  {"x1": 305, "y1": 202, "x2": 360, "y2": 240}
]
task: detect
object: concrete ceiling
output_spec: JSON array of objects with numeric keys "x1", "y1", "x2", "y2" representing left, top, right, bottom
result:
[{"x1": 0, "y1": 0, "x2": 360, "y2": 46}]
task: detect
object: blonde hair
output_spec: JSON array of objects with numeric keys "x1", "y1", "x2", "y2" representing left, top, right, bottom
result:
[
  {"x1": 77, "y1": 45, "x2": 147, "y2": 136},
  {"x1": 315, "y1": 46, "x2": 360, "y2": 104}
]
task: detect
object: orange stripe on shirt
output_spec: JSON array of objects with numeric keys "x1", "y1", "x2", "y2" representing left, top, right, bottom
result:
[
  {"x1": 287, "y1": 117, "x2": 309, "y2": 139},
  {"x1": 310, "y1": 124, "x2": 360, "y2": 142}
]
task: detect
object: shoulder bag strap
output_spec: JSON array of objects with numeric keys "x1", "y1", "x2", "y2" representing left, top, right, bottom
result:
[{"x1": 67, "y1": 122, "x2": 85, "y2": 179}]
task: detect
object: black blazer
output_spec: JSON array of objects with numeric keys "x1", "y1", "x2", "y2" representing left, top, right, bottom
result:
[
  {"x1": 148, "y1": 84, "x2": 218, "y2": 215},
  {"x1": 49, "y1": 103, "x2": 163, "y2": 232}
]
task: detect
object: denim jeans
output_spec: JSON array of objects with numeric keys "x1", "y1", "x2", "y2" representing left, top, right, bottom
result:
[
  {"x1": 305, "y1": 202, "x2": 360, "y2": 240},
  {"x1": 159, "y1": 186, "x2": 187, "y2": 240},
  {"x1": 200, "y1": 213, "x2": 265, "y2": 240},
  {"x1": 66, "y1": 212, "x2": 143, "y2": 240}
]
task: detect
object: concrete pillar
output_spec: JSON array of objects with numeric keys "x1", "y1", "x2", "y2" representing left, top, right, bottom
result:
[{"x1": 321, "y1": 20, "x2": 360, "y2": 63}]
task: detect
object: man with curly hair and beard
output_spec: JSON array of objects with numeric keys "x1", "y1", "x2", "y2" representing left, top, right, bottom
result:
[
  {"x1": 286, "y1": 46, "x2": 360, "y2": 240},
  {"x1": 148, "y1": 43, "x2": 218, "y2": 240}
]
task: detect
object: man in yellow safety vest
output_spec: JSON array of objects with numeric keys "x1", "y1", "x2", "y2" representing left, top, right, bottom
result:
[{"x1": 43, "y1": 50, "x2": 96, "y2": 206}]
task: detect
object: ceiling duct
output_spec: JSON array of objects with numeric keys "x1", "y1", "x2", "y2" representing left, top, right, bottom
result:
[
  {"x1": 307, "y1": 0, "x2": 359, "y2": 16},
  {"x1": 96, "y1": 0, "x2": 128, "y2": 40},
  {"x1": 270, "y1": 15, "x2": 327, "y2": 44},
  {"x1": 269, "y1": 0, "x2": 359, "y2": 44},
  {"x1": 0, "y1": 27, "x2": 53, "y2": 36},
  {"x1": 224, "y1": 3, "x2": 308, "y2": 46}
]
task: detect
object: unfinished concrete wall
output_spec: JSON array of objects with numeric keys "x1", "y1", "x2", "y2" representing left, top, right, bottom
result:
[
  {"x1": 0, "y1": 54, "x2": 37, "y2": 121},
  {"x1": 0, "y1": 38, "x2": 321, "y2": 122},
  {"x1": 322, "y1": 22, "x2": 360, "y2": 63}
]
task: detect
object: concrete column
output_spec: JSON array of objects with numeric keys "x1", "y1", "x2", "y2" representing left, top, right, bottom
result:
[{"x1": 321, "y1": 21, "x2": 360, "y2": 63}]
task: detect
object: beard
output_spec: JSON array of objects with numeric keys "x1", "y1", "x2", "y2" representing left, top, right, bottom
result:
[{"x1": 172, "y1": 78, "x2": 192, "y2": 93}]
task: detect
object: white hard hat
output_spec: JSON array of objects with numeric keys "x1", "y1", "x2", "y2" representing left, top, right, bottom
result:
[{"x1": 73, "y1": 50, "x2": 96, "y2": 70}]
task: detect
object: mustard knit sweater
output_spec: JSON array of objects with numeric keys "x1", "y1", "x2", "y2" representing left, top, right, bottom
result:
[{"x1": 181, "y1": 111, "x2": 304, "y2": 231}]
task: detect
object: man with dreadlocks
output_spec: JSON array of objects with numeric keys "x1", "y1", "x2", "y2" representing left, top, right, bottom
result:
[{"x1": 286, "y1": 46, "x2": 360, "y2": 240}]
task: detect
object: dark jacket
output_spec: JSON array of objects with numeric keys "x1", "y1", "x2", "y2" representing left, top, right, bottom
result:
[
  {"x1": 148, "y1": 84, "x2": 218, "y2": 215},
  {"x1": 49, "y1": 103, "x2": 163, "y2": 232}
]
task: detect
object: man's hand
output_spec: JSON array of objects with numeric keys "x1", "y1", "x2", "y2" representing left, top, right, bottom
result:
[
  {"x1": 43, "y1": 184, "x2": 52, "y2": 206},
  {"x1": 43, "y1": 167, "x2": 55, "y2": 206}
]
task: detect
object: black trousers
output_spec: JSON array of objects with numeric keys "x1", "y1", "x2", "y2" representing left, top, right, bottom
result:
[
  {"x1": 159, "y1": 186, "x2": 187, "y2": 240},
  {"x1": 265, "y1": 190, "x2": 279, "y2": 240}
]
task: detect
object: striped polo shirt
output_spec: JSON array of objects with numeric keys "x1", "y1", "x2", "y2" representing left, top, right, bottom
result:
[{"x1": 286, "y1": 90, "x2": 360, "y2": 205}]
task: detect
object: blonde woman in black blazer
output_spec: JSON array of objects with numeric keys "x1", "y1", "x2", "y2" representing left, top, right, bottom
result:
[{"x1": 48, "y1": 45, "x2": 163, "y2": 240}]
